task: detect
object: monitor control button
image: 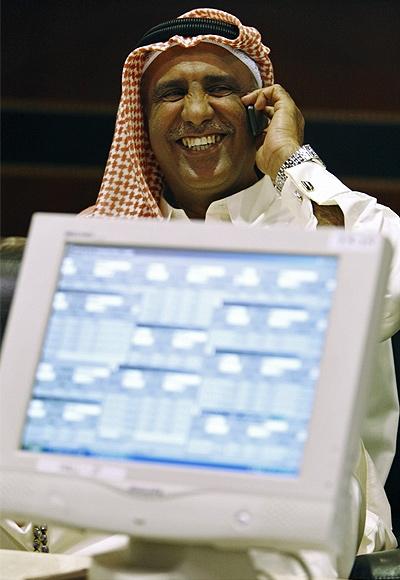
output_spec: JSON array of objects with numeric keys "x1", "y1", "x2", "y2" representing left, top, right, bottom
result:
[{"x1": 234, "y1": 509, "x2": 252, "y2": 526}]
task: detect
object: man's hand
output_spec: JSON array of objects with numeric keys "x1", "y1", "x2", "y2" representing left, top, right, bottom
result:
[{"x1": 242, "y1": 84, "x2": 304, "y2": 181}]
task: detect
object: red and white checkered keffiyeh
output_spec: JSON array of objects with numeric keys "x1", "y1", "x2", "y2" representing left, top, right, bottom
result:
[{"x1": 87, "y1": 8, "x2": 274, "y2": 218}]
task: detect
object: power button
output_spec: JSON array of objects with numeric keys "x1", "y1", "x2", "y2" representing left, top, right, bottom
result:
[{"x1": 234, "y1": 509, "x2": 252, "y2": 526}]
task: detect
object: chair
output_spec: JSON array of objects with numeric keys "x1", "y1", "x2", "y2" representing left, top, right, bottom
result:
[{"x1": 0, "y1": 237, "x2": 26, "y2": 343}]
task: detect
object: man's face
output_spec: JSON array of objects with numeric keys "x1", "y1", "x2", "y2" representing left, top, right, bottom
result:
[{"x1": 141, "y1": 44, "x2": 260, "y2": 218}]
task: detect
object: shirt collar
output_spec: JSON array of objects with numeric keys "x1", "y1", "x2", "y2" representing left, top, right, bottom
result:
[{"x1": 159, "y1": 176, "x2": 278, "y2": 224}]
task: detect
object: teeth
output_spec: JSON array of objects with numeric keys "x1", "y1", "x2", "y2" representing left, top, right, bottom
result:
[{"x1": 181, "y1": 134, "x2": 222, "y2": 150}]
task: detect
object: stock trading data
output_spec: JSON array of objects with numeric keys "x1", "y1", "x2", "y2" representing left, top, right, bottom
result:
[{"x1": 22, "y1": 243, "x2": 338, "y2": 476}]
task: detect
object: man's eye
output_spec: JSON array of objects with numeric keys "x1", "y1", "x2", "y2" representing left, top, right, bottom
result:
[
  {"x1": 207, "y1": 85, "x2": 233, "y2": 97},
  {"x1": 161, "y1": 90, "x2": 185, "y2": 102}
]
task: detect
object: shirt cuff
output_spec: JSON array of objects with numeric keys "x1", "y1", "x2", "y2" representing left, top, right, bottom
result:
[{"x1": 283, "y1": 161, "x2": 351, "y2": 205}]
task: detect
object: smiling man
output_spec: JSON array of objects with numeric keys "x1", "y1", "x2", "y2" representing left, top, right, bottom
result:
[
  {"x1": 80, "y1": 6, "x2": 400, "y2": 564},
  {"x1": 139, "y1": 41, "x2": 307, "y2": 221}
]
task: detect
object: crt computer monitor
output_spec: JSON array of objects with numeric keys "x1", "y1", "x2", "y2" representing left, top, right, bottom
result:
[{"x1": 0, "y1": 213, "x2": 392, "y2": 569}]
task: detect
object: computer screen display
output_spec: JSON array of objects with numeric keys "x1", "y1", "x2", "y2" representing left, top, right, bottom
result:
[{"x1": 21, "y1": 242, "x2": 338, "y2": 477}]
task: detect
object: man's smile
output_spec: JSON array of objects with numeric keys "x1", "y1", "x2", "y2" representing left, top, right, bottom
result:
[{"x1": 178, "y1": 134, "x2": 225, "y2": 152}]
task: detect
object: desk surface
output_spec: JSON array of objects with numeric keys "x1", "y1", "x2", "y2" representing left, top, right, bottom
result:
[
  {"x1": 0, "y1": 549, "x2": 349, "y2": 580},
  {"x1": 0, "y1": 549, "x2": 89, "y2": 580}
]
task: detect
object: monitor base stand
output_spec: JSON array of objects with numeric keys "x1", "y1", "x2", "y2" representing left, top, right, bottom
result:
[
  {"x1": 88, "y1": 537, "x2": 343, "y2": 579},
  {"x1": 88, "y1": 538, "x2": 260, "y2": 580}
]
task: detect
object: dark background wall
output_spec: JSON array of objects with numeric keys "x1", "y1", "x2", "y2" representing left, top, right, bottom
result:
[{"x1": 2, "y1": 0, "x2": 400, "y2": 236}]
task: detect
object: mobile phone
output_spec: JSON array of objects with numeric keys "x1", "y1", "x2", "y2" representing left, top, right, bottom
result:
[{"x1": 246, "y1": 105, "x2": 268, "y2": 137}]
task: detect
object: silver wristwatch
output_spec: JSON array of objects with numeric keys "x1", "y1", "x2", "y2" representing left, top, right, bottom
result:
[{"x1": 274, "y1": 145, "x2": 325, "y2": 193}]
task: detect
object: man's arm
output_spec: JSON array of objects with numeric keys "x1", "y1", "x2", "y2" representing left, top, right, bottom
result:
[
  {"x1": 243, "y1": 84, "x2": 399, "y2": 337},
  {"x1": 242, "y1": 85, "x2": 345, "y2": 227}
]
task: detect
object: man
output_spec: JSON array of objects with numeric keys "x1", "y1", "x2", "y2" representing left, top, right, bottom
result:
[{"x1": 82, "y1": 7, "x2": 400, "y2": 557}]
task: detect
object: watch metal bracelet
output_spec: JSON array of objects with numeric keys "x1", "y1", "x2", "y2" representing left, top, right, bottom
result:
[{"x1": 274, "y1": 144, "x2": 325, "y2": 194}]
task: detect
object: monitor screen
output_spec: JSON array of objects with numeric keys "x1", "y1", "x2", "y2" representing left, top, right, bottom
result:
[{"x1": 21, "y1": 242, "x2": 338, "y2": 478}]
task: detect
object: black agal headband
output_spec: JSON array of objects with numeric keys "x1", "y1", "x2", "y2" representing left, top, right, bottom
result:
[{"x1": 135, "y1": 18, "x2": 239, "y2": 48}]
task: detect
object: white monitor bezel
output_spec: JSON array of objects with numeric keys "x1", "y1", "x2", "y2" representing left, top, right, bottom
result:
[{"x1": 0, "y1": 213, "x2": 391, "y2": 543}]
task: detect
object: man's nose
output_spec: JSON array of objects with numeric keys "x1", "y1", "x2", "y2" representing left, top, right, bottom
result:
[{"x1": 181, "y1": 92, "x2": 214, "y2": 126}]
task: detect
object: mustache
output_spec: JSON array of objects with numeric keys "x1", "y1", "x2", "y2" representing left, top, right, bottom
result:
[{"x1": 168, "y1": 121, "x2": 234, "y2": 141}]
